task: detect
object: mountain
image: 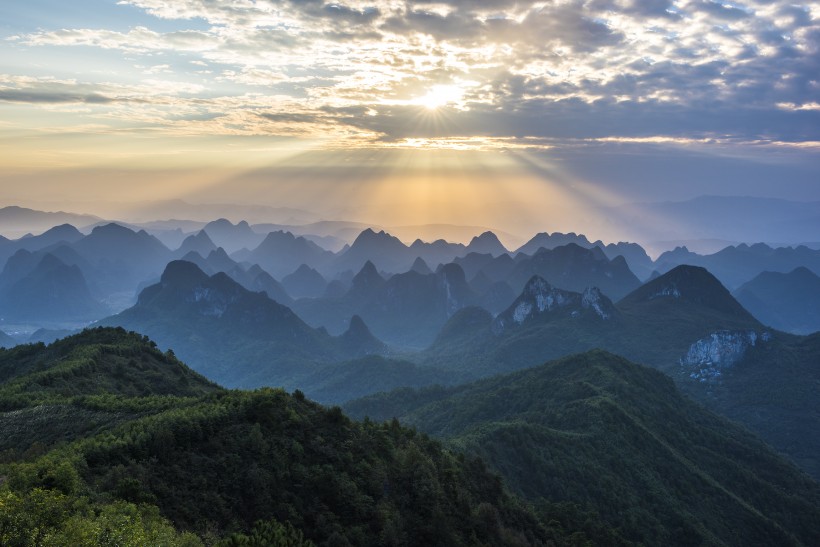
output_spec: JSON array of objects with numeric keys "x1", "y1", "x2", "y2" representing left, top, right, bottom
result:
[
  {"x1": 346, "y1": 259, "x2": 386, "y2": 300},
  {"x1": 454, "y1": 252, "x2": 518, "y2": 281},
  {"x1": 0, "y1": 329, "x2": 16, "y2": 347},
  {"x1": 618, "y1": 263, "x2": 757, "y2": 320},
  {"x1": 419, "y1": 265, "x2": 820, "y2": 479},
  {"x1": 506, "y1": 243, "x2": 642, "y2": 299},
  {"x1": 410, "y1": 256, "x2": 433, "y2": 275},
  {"x1": 202, "y1": 218, "x2": 265, "y2": 253},
  {"x1": 174, "y1": 229, "x2": 217, "y2": 258},
  {"x1": 492, "y1": 276, "x2": 617, "y2": 332},
  {"x1": 243, "y1": 265, "x2": 293, "y2": 306},
  {"x1": 336, "y1": 314, "x2": 386, "y2": 357},
  {"x1": 599, "y1": 241, "x2": 654, "y2": 281},
  {"x1": 333, "y1": 228, "x2": 411, "y2": 274},
  {"x1": 408, "y1": 238, "x2": 466, "y2": 269},
  {"x1": 0, "y1": 206, "x2": 100, "y2": 239},
  {"x1": 70, "y1": 223, "x2": 173, "y2": 296},
  {"x1": 0, "y1": 253, "x2": 107, "y2": 321},
  {"x1": 99, "y1": 261, "x2": 387, "y2": 393},
  {"x1": 734, "y1": 267, "x2": 820, "y2": 334},
  {"x1": 654, "y1": 242, "x2": 820, "y2": 289},
  {"x1": 0, "y1": 328, "x2": 595, "y2": 545},
  {"x1": 514, "y1": 233, "x2": 654, "y2": 281},
  {"x1": 476, "y1": 280, "x2": 517, "y2": 314},
  {"x1": 0, "y1": 327, "x2": 219, "y2": 406},
  {"x1": 465, "y1": 231, "x2": 508, "y2": 256},
  {"x1": 0, "y1": 223, "x2": 86, "y2": 265},
  {"x1": 293, "y1": 262, "x2": 476, "y2": 348},
  {"x1": 178, "y1": 248, "x2": 295, "y2": 306},
  {"x1": 242, "y1": 230, "x2": 334, "y2": 278},
  {"x1": 345, "y1": 350, "x2": 820, "y2": 546},
  {"x1": 281, "y1": 264, "x2": 327, "y2": 299}
]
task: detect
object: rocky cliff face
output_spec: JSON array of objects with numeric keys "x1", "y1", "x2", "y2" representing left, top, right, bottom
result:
[
  {"x1": 492, "y1": 276, "x2": 615, "y2": 334},
  {"x1": 680, "y1": 330, "x2": 771, "y2": 383}
]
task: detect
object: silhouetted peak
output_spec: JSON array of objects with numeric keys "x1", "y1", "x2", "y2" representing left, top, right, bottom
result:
[
  {"x1": 292, "y1": 263, "x2": 317, "y2": 275},
  {"x1": 256, "y1": 230, "x2": 297, "y2": 249},
  {"x1": 192, "y1": 230, "x2": 215, "y2": 244},
  {"x1": 622, "y1": 265, "x2": 755, "y2": 319},
  {"x1": 351, "y1": 228, "x2": 404, "y2": 249},
  {"x1": 90, "y1": 222, "x2": 134, "y2": 238},
  {"x1": 790, "y1": 266, "x2": 817, "y2": 279},
  {"x1": 41, "y1": 223, "x2": 83, "y2": 239},
  {"x1": 339, "y1": 314, "x2": 386, "y2": 355},
  {"x1": 438, "y1": 262, "x2": 467, "y2": 284},
  {"x1": 467, "y1": 231, "x2": 507, "y2": 255},
  {"x1": 35, "y1": 252, "x2": 69, "y2": 271},
  {"x1": 411, "y1": 256, "x2": 432, "y2": 275},
  {"x1": 206, "y1": 218, "x2": 233, "y2": 228},
  {"x1": 208, "y1": 247, "x2": 231, "y2": 260},
  {"x1": 181, "y1": 250, "x2": 205, "y2": 262},
  {"x1": 355, "y1": 260, "x2": 379, "y2": 277},
  {"x1": 161, "y1": 260, "x2": 210, "y2": 287},
  {"x1": 345, "y1": 314, "x2": 369, "y2": 336},
  {"x1": 351, "y1": 260, "x2": 384, "y2": 293}
]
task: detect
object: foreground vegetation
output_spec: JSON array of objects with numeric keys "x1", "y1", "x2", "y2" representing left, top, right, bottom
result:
[{"x1": 0, "y1": 328, "x2": 618, "y2": 545}]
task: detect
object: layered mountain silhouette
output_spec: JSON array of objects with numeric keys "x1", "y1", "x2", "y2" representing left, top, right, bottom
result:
[
  {"x1": 201, "y1": 218, "x2": 265, "y2": 253},
  {"x1": 281, "y1": 264, "x2": 327, "y2": 299},
  {"x1": 293, "y1": 261, "x2": 477, "y2": 347},
  {"x1": 0, "y1": 329, "x2": 15, "y2": 347},
  {"x1": 240, "y1": 229, "x2": 335, "y2": 278},
  {"x1": 0, "y1": 206, "x2": 99, "y2": 239},
  {"x1": 0, "y1": 253, "x2": 106, "y2": 321},
  {"x1": 734, "y1": 267, "x2": 820, "y2": 334},
  {"x1": 174, "y1": 229, "x2": 217, "y2": 258},
  {"x1": 506, "y1": 243, "x2": 641, "y2": 299},
  {"x1": 515, "y1": 231, "x2": 655, "y2": 280},
  {"x1": 419, "y1": 265, "x2": 820, "y2": 478},
  {"x1": 655, "y1": 242, "x2": 820, "y2": 289},
  {"x1": 99, "y1": 260, "x2": 394, "y2": 396}
]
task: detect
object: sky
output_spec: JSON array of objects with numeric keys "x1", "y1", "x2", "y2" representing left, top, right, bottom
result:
[{"x1": 0, "y1": 0, "x2": 818, "y2": 242}]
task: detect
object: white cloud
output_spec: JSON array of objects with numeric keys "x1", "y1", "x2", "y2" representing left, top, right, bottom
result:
[{"x1": 3, "y1": 0, "x2": 818, "y2": 146}]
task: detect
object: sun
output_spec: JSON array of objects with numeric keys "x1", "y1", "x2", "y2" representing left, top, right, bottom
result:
[{"x1": 417, "y1": 85, "x2": 464, "y2": 110}]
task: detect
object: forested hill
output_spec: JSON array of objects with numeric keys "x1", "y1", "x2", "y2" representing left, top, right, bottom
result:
[
  {"x1": 0, "y1": 327, "x2": 620, "y2": 545},
  {"x1": 345, "y1": 350, "x2": 820, "y2": 546}
]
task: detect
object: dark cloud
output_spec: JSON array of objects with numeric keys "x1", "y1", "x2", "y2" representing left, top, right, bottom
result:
[
  {"x1": 0, "y1": 90, "x2": 113, "y2": 104},
  {"x1": 695, "y1": 0, "x2": 753, "y2": 21},
  {"x1": 259, "y1": 112, "x2": 320, "y2": 123}
]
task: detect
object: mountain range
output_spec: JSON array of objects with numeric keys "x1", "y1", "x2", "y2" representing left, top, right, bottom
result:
[
  {"x1": 2, "y1": 328, "x2": 817, "y2": 545},
  {"x1": 98, "y1": 261, "x2": 389, "y2": 391},
  {"x1": 734, "y1": 267, "x2": 820, "y2": 334},
  {"x1": 415, "y1": 265, "x2": 820, "y2": 479},
  {"x1": 0, "y1": 202, "x2": 819, "y2": 544}
]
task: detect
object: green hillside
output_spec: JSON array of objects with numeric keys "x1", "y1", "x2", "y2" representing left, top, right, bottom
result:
[
  {"x1": 0, "y1": 327, "x2": 609, "y2": 546},
  {"x1": 346, "y1": 350, "x2": 820, "y2": 546},
  {"x1": 418, "y1": 266, "x2": 820, "y2": 479}
]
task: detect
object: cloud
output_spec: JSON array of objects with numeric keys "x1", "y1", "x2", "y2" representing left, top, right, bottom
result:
[
  {"x1": 0, "y1": 90, "x2": 113, "y2": 104},
  {"x1": 1, "y1": 0, "x2": 818, "y2": 150}
]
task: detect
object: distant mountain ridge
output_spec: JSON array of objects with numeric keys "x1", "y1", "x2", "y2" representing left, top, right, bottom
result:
[
  {"x1": 734, "y1": 267, "x2": 820, "y2": 334},
  {"x1": 0, "y1": 206, "x2": 101, "y2": 239},
  {"x1": 98, "y1": 260, "x2": 449, "y2": 403}
]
